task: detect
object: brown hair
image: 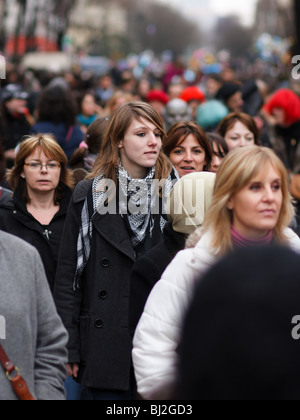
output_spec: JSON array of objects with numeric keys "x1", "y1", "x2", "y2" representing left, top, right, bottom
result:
[
  {"x1": 203, "y1": 146, "x2": 295, "y2": 256},
  {"x1": 164, "y1": 122, "x2": 213, "y2": 171},
  {"x1": 7, "y1": 134, "x2": 75, "y2": 204},
  {"x1": 89, "y1": 101, "x2": 173, "y2": 184},
  {"x1": 217, "y1": 112, "x2": 259, "y2": 145}
]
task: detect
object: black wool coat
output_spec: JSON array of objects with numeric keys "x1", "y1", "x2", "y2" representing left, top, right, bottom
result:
[
  {"x1": 54, "y1": 179, "x2": 167, "y2": 392},
  {"x1": 129, "y1": 222, "x2": 186, "y2": 336},
  {"x1": 0, "y1": 184, "x2": 72, "y2": 292}
]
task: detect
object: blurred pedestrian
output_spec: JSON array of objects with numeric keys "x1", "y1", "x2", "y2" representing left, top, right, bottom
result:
[
  {"x1": 263, "y1": 89, "x2": 300, "y2": 173},
  {"x1": 31, "y1": 85, "x2": 84, "y2": 161},
  {"x1": 54, "y1": 102, "x2": 176, "y2": 401},
  {"x1": 0, "y1": 84, "x2": 32, "y2": 168},
  {"x1": 217, "y1": 112, "x2": 259, "y2": 152},
  {"x1": 178, "y1": 245, "x2": 300, "y2": 400},
  {"x1": 77, "y1": 92, "x2": 102, "y2": 135},
  {"x1": 180, "y1": 86, "x2": 206, "y2": 120},
  {"x1": 216, "y1": 82, "x2": 244, "y2": 113},
  {"x1": 70, "y1": 117, "x2": 110, "y2": 185},
  {"x1": 0, "y1": 134, "x2": 74, "y2": 292},
  {"x1": 133, "y1": 146, "x2": 300, "y2": 400},
  {"x1": 206, "y1": 133, "x2": 229, "y2": 173}
]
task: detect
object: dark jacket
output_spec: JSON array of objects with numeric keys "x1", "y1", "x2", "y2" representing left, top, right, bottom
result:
[
  {"x1": 129, "y1": 222, "x2": 186, "y2": 335},
  {"x1": 0, "y1": 187, "x2": 12, "y2": 205},
  {"x1": 0, "y1": 111, "x2": 31, "y2": 151},
  {"x1": 54, "y1": 175, "x2": 176, "y2": 391},
  {"x1": 270, "y1": 120, "x2": 300, "y2": 173},
  {"x1": 31, "y1": 122, "x2": 84, "y2": 161},
  {"x1": 54, "y1": 180, "x2": 135, "y2": 391},
  {"x1": 0, "y1": 184, "x2": 72, "y2": 292}
]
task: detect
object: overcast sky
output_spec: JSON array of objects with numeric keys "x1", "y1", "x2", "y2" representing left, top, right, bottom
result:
[{"x1": 158, "y1": 0, "x2": 258, "y2": 28}]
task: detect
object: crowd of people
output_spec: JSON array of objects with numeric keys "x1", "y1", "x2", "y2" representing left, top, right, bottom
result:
[{"x1": 1, "y1": 58, "x2": 300, "y2": 400}]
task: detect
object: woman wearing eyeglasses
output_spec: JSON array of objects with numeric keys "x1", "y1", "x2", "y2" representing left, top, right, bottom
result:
[{"x1": 0, "y1": 134, "x2": 74, "y2": 292}]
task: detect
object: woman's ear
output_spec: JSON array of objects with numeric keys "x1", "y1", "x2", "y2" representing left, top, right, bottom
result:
[
  {"x1": 20, "y1": 171, "x2": 26, "y2": 180},
  {"x1": 227, "y1": 197, "x2": 234, "y2": 210},
  {"x1": 118, "y1": 140, "x2": 123, "y2": 150}
]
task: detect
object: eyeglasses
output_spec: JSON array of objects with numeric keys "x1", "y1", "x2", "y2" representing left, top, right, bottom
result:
[{"x1": 24, "y1": 162, "x2": 61, "y2": 171}]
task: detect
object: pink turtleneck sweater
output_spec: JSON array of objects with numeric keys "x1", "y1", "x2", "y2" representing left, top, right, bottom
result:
[{"x1": 231, "y1": 226, "x2": 274, "y2": 248}]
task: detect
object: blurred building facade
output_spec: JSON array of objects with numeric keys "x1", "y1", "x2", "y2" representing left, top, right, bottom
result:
[
  {"x1": 67, "y1": 0, "x2": 128, "y2": 55},
  {"x1": 0, "y1": 0, "x2": 74, "y2": 56},
  {"x1": 255, "y1": 0, "x2": 294, "y2": 39}
]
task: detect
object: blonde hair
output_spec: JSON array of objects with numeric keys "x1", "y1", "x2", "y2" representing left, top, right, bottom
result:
[
  {"x1": 8, "y1": 133, "x2": 75, "y2": 203},
  {"x1": 203, "y1": 146, "x2": 295, "y2": 256}
]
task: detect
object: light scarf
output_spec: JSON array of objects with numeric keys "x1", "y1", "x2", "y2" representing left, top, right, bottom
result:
[{"x1": 74, "y1": 162, "x2": 176, "y2": 289}]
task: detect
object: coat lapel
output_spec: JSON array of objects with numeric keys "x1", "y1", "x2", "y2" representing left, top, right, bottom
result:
[{"x1": 92, "y1": 212, "x2": 135, "y2": 262}]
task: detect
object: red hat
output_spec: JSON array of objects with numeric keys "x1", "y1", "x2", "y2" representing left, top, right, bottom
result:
[
  {"x1": 147, "y1": 90, "x2": 169, "y2": 105},
  {"x1": 180, "y1": 86, "x2": 205, "y2": 103},
  {"x1": 264, "y1": 89, "x2": 300, "y2": 126}
]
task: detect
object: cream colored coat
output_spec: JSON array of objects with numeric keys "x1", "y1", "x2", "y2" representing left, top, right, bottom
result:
[{"x1": 132, "y1": 228, "x2": 300, "y2": 400}]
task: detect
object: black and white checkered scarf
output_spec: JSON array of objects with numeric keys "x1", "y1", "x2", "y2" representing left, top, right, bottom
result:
[{"x1": 74, "y1": 162, "x2": 175, "y2": 289}]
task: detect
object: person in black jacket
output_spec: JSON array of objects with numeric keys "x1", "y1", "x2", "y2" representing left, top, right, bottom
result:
[
  {"x1": 54, "y1": 102, "x2": 176, "y2": 400},
  {"x1": 129, "y1": 172, "x2": 216, "y2": 335},
  {"x1": 0, "y1": 84, "x2": 32, "y2": 168},
  {"x1": 0, "y1": 134, "x2": 74, "y2": 292}
]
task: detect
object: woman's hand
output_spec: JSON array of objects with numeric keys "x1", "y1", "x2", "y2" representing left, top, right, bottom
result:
[{"x1": 66, "y1": 363, "x2": 79, "y2": 378}]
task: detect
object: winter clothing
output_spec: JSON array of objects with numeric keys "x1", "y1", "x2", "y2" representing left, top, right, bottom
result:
[
  {"x1": 54, "y1": 171, "x2": 175, "y2": 392},
  {"x1": 196, "y1": 100, "x2": 229, "y2": 131},
  {"x1": 132, "y1": 227, "x2": 300, "y2": 400},
  {"x1": 31, "y1": 122, "x2": 84, "y2": 161},
  {"x1": 147, "y1": 91, "x2": 169, "y2": 105},
  {"x1": 130, "y1": 172, "x2": 216, "y2": 334},
  {"x1": 0, "y1": 231, "x2": 68, "y2": 400},
  {"x1": 264, "y1": 89, "x2": 300, "y2": 127},
  {"x1": 167, "y1": 172, "x2": 216, "y2": 236},
  {"x1": 0, "y1": 110, "x2": 31, "y2": 153},
  {"x1": 269, "y1": 121, "x2": 300, "y2": 173},
  {"x1": 129, "y1": 222, "x2": 186, "y2": 335},
  {"x1": 180, "y1": 86, "x2": 205, "y2": 104},
  {"x1": 216, "y1": 83, "x2": 242, "y2": 103},
  {"x1": 0, "y1": 187, "x2": 12, "y2": 205},
  {"x1": 0, "y1": 184, "x2": 72, "y2": 292},
  {"x1": 231, "y1": 226, "x2": 273, "y2": 248},
  {"x1": 179, "y1": 245, "x2": 300, "y2": 400}
]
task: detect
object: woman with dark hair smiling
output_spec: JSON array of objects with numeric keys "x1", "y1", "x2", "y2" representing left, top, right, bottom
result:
[{"x1": 164, "y1": 122, "x2": 212, "y2": 178}]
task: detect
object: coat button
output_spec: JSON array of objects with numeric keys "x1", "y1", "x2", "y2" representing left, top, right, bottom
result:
[
  {"x1": 94, "y1": 319, "x2": 104, "y2": 329},
  {"x1": 99, "y1": 290, "x2": 108, "y2": 300},
  {"x1": 102, "y1": 258, "x2": 110, "y2": 268}
]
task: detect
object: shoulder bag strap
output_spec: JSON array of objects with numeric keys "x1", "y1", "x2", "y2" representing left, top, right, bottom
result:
[{"x1": 0, "y1": 343, "x2": 35, "y2": 401}]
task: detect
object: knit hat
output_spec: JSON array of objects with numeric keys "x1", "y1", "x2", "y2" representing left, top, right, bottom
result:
[
  {"x1": 196, "y1": 100, "x2": 229, "y2": 130},
  {"x1": 147, "y1": 90, "x2": 169, "y2": 105},
  {"x1": 167, "y1": 172, "x2": 216, "y2": 236},
  {"x1": 0, "y1": 84, "x2": 29, "y2": 103},
  {"x1": 180, "y1": 86, "x2": 206, "y2": 103},
  {"x1": 264, "y1": 89, "x2": 300, "y2": 126},
  {"x1": 216, "y1": 82, "x2": 242, "y2": 103},
  {"x1": 178, "y1": 246, "x2": 300, "y2": 400}
]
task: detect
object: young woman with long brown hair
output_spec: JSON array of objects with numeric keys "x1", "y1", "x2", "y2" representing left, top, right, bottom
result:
[{"x1": 54, "y1": 101, "x2": 176, "y2": 400}]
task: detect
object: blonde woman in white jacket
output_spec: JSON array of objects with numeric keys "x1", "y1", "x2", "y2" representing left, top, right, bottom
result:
[{"x1": 133, "y1": 146, "x2": 300, "y2": 400}]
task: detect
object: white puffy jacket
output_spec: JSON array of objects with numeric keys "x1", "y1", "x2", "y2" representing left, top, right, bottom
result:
[{"x1": 132, "y1": 228, "x2": 300, "y2": 400}]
